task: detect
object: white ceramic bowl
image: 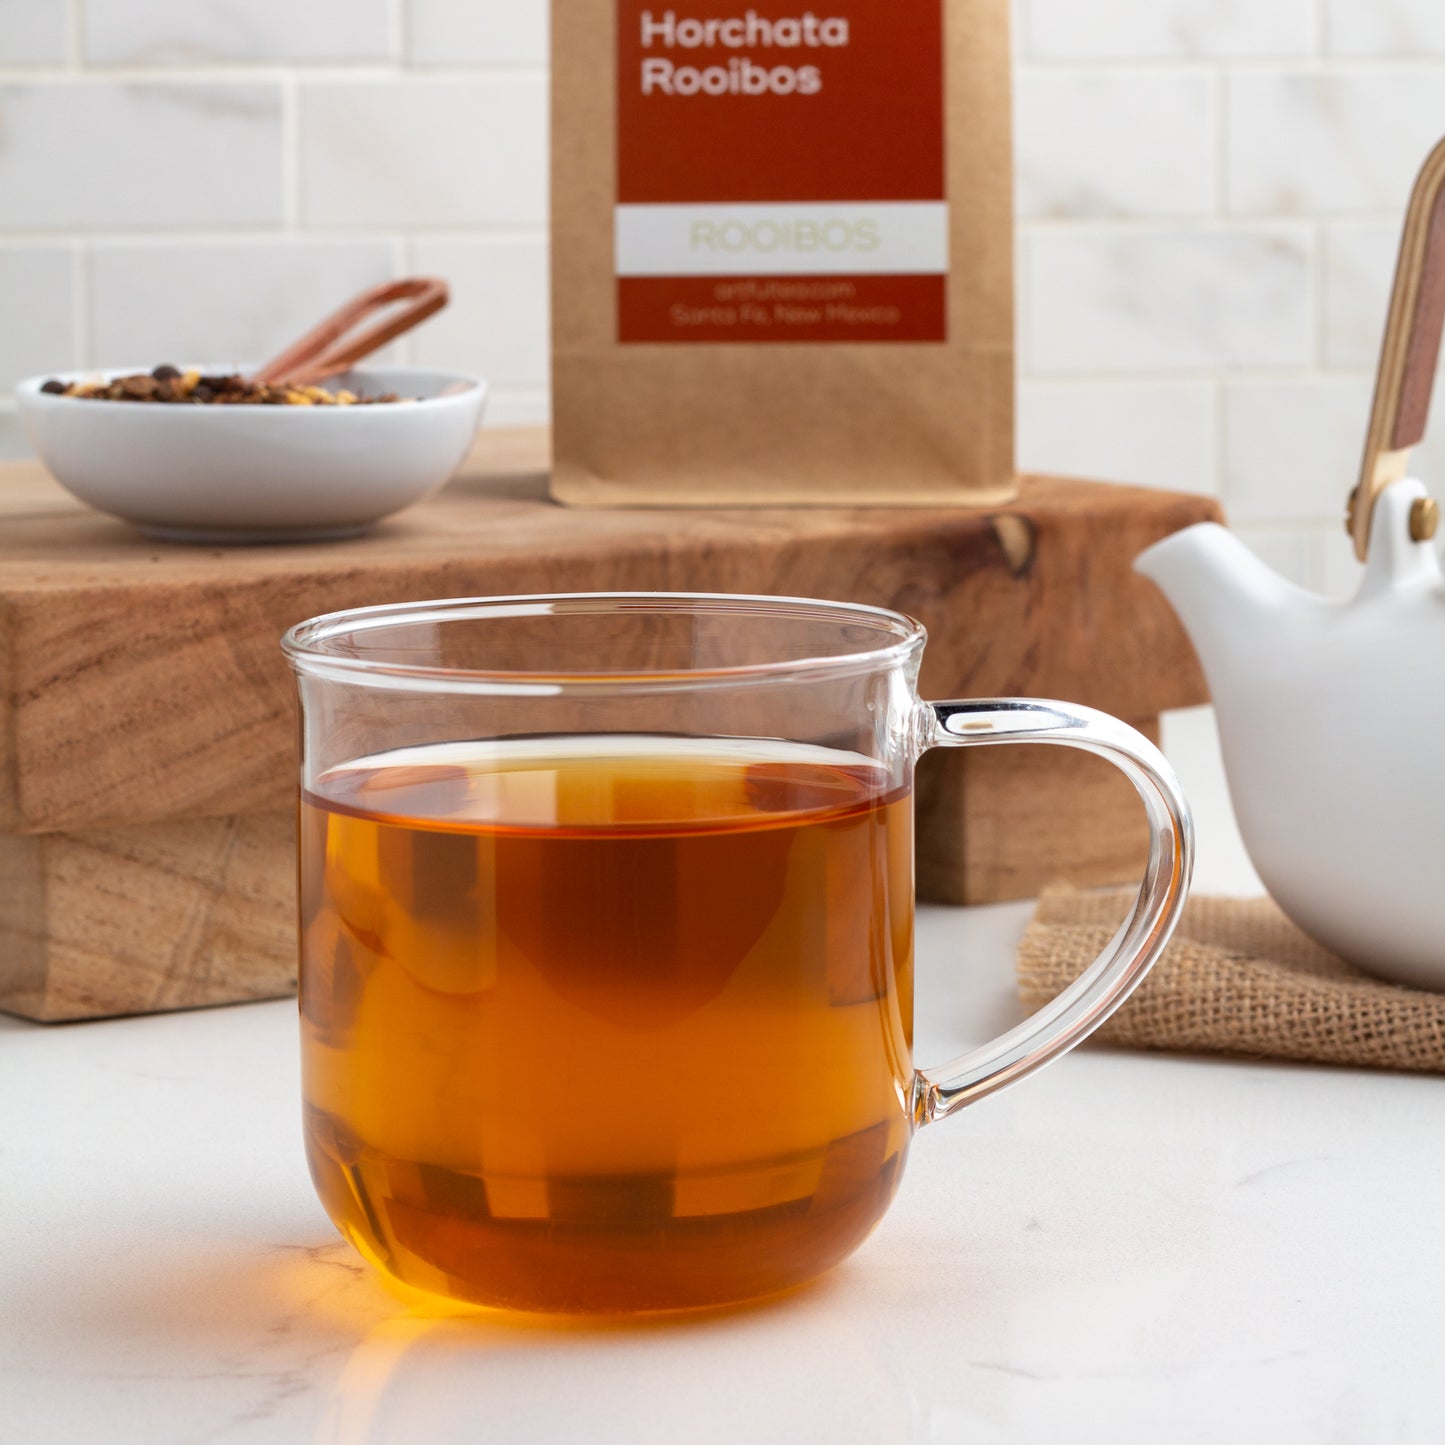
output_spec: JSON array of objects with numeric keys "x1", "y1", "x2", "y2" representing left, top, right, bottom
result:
[{"x1": 15, "y1": 365, "x2": 488, "y2": 543}]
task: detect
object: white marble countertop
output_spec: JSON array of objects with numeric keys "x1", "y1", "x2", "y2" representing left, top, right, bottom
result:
[{"x1": 4, "y1": 708, "x2": 1444, "y2": 1444}]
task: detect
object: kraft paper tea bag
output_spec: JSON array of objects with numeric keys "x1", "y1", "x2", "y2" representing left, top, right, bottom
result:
[{"x1": 551, "y1": 0, "x2": 1017, "y2": 507}]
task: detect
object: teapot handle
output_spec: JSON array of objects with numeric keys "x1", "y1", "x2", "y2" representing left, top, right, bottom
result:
[{"x1": 1351, "y1": 135, "x2": 1445, "y2": 561}]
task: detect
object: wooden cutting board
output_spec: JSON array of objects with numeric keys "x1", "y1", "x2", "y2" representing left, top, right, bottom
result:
[{"x1": 0, "y1": 427, "x2": 1219, "y2": 1019}]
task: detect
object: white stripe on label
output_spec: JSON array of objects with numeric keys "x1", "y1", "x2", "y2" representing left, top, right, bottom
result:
[{"x1": 615, "y1": 202, "x2": 949, "y2": 277}]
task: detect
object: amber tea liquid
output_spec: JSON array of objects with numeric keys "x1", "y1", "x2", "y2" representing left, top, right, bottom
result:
[{"x1": 300, "y1": 736, "x2": 914, "y2": 1312}]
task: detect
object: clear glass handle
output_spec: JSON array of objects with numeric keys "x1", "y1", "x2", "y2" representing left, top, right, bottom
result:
[{"x1": 913, "y1": 699, "x2": 1194, "y2": 1125}]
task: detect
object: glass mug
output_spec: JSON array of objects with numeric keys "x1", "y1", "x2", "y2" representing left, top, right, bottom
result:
[{"x1": 283, "y1": 594, "x2": 1191, "y2": 1314}]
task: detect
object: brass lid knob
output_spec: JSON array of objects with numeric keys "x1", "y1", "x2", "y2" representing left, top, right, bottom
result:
[{"x1": 1410, "y1": 496, "x2": 1440, "y2": 543}]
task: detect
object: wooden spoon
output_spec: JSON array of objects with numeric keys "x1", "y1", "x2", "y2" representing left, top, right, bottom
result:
[{"x1": 252, "y1": 277, "x2": 450, "y2": 390}]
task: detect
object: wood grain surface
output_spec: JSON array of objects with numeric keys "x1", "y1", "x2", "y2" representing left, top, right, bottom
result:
[
  {"x1": 0, "y1": 427, "x2": 1218, "y2": 836},
  {"x1": 0, "y1": 811, "x2": 294, "y2": 1021},
  {"x1": 0, "y1": 427, "x2": 1219, "y2": 1018},
  {"x1": 1, "y1": 716, "x2": 1166, "y2": 1020},
  {"x1": 2, "y1": 729, "x2": 1160, "y2": 1020}
]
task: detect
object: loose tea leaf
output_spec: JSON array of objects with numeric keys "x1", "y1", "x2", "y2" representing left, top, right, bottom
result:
[{"x1": 42, "y1": 365, "x2": 408, "y2": 406}]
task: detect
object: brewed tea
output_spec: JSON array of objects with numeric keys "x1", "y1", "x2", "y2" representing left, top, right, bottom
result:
[{"x1": 299, "y1": 736, "x2": 913, "y2": 1312}]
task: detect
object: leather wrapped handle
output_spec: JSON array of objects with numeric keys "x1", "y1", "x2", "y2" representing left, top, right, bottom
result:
[
  {"x1": 1352, "y1": 136, "x2": 1445, "y2": 561},
  {"x1": 252, "y1": 277, "x2": 450, "y2": 390}
]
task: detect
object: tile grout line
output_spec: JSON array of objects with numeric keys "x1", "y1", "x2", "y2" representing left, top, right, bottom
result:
[
  {"x1": 0, "y1": 227, "x2": 553, "y2": 247},
  {"x1": 1015, "y1": 54, "x2": 1445, "y2": 72},
  {"x1": 389, "y1": 0, "x2": 408, "y2": 67},
  {"x1": 0, "y1": 63, "x2": 550, "y2": 83},
  {"x1": 12, "y1": 220, "x2": 1423, "y2": 245},
  {"x1": 64, "y1": 0, "x2": 82, "y2": 68},
  {"x1": 1019, "y1": 215, "x2": 1389, "y2": 233}
]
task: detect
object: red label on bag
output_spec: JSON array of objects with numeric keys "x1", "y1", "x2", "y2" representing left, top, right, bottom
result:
[{"x1": 615, "y1": 2, "x2": 948, "y2": 343}]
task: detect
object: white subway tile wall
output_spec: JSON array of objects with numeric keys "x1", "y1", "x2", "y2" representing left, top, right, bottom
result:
[
  {"x1": 0, "y1": 247, "x2": 76, "y2": 390},
  {"x1": 1226, "y1": 72, "x2": 1445, "y2": 215},
  {"x1": 88, "y1": 241, "x2": 399, "y2": 372},
  {"x1": 1015, "y1": 71, "x2": 1214, "y2": 220},
  {"x1": 1223, "y1": 376, "x2": 1375, "y2": 523},
  {"x1": 0, "y1": 0, "x2": 1441, "y2": 595},
  {"x1": 1324, "y1": 223, "x2": 1404, "y2": 368},
  {"x1": 407, "y1": 236, "x2": 550, "y2": 389},
  {"x1": 1018, "y1": 380, "x2": 1219, "y2": 496},
  {"x1": 0, "y1": 0, "x2": 69, "y2": 66},
  {"x1": 0, "y1": 84, "x2": 284, "y2": 229},
  {"x1": 1323, "y1": 0, "x2": 1445, "y2": 57},
  {"x1": 81, "y1": 1, "x2": 394, "y2": 66},
  {"x1": 1224, "y1": 376, "x2": 1445, "y2": 521},
  {"x1": 1024, "y1": 0, "x2": 1318, "y2": 59},
  {"x1": 408, "y1": 2, "x2": 550, "y2": 67},
  {"x1": 297, "y1": 78, "x2": 549, "y2": 229},
  {"x1": 1027, "y1": 226, "x2": 1315, "y2": 373}
]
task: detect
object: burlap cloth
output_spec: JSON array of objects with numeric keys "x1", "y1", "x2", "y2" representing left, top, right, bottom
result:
[{"x1": 1018, "y1": 887, "x2": 1445, "y2": 1073}]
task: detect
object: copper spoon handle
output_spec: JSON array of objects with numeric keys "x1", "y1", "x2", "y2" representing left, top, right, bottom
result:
[
  {"x1": 252, "y1": 277, "x2": 450, "y2": 390},
  {"x1": 1350, "y1": 135, "x2": 1445, "y2": 560}
]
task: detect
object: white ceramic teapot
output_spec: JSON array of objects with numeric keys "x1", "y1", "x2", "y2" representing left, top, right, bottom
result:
[{"x1": 1136, "y1": 135, "x2": 1445, "y2": 991}]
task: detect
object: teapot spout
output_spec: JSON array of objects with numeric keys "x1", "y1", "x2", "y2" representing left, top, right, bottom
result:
[{"x1": 1135, "y1": 523, "x2": 1324, "y2": 688}]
